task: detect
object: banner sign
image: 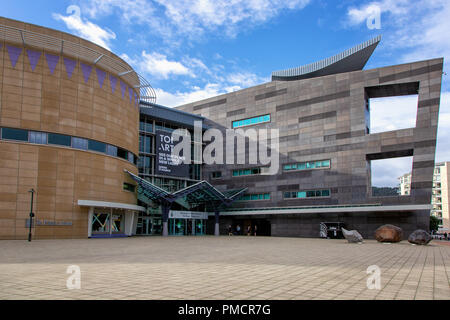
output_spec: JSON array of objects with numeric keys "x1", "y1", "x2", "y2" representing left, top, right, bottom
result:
[
  {"x1": 169, "y1": 211, "x2": 209, "y2": 220},
  {"x1": 155, "y1": 130, "x2": 189, "y2": 178}
]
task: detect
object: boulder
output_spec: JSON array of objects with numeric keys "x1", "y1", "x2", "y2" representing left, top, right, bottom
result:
[
  {"x1": 408, "y1": 229, "x2": 431, "y2": 245},
  {"x1": 375, "y1": 224, "x2": 403, "y2": 243},
  {"x1": 342, "y1": 228, "x2": 364, "y2": 243}
]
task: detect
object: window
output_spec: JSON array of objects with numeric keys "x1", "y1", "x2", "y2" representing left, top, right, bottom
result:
[
  {"x1": 240, "y1": 193, "x2": 271, "y2": 201},
  {"x1": 366, "y1": 83, "x2": 419, "y2": 134},
  {"x1": 48, "y1": 133, "x2": 71, "y2": 146},
  {"x1": 138, "y1": 156, "x2": 152, "y2": 175},
  {"x1": 284, "y1": 189, "x2": 331, "y2": 199},
  {"x1": 283, "y1": 160, "x2": 331, "y2": 171},
  {"x1": 123, "y1": 182, "x2": 136, "y2": 192},
  {"x1": 211, "y1": 171, "x2": 222, "y2": 179},
  {"x1": 72, "y1": 137, "x2": 88, "y2": 150},
  {"x1": 139, "y1": 135, "x2": 153, "y2": 154},
  {"x1": 232, "y1": 167, "x2": 262, "y2": 177},
  {"x1": 370, "y1": 156, "x2": 412, "y2": 196},
  {"x1": 128, "y1": 152, "x2": 135, "y2": 164},
  {"x1": 29, "y1": 131, "x2": 47, "y2": 144},
  {"x1": 106, "y1": 145, "x2": 117, "y2": 157},
  {"x1": 1, "y1": 128, "x2": 29, "y2": 141},
  {"x1": 232, "y1": 114, "x2": 270, "y2": 129},
  {"x1": 1, "y1": 127, "x2": 136, "y2": 165},
  {"x1": 88, "y1": 140, "x2": 106, "y2": 153},
  {"x1": 117, "y1": 147, "x2": 128, "y2": 160}
]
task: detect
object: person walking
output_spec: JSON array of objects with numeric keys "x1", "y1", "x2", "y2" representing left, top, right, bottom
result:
[
  {"x1": 228, "y1": 225, "x2": 233, "y2": 236},
  {"x1": 247, "y1": 225, "x2": 251, "y2": 236},
  {"x1": 236, "y1": 224, "x2": 241, "y2": 235},
  {"x1": 254, "y1": 225, "x2": 257, "y2": 236}
]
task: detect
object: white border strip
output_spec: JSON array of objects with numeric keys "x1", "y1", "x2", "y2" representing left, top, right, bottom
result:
[
  {"x1": 78, "y1": 200, "x2": 146, "y2": 212},
  {"x1": 213, "y1": 204, "x2": 431, "y2": 216}
]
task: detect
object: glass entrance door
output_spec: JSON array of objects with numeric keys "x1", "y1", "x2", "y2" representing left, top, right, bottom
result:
[
  {"x1": 136, "y1": 215, "x2": 162, "y2": 235},
  {"x1": 169, "y1": 218, "x2": 207, "y2": 235}
]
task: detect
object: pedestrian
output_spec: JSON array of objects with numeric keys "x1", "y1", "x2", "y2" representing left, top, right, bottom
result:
[
  {"x1": 236, "y1": 224, "x2": 241, "y2": 235},
  {"x1": 254, "y1": 225, "x2": 257, "y2": 236},
  {"x1": 247, "y1": 225, "x2": 251, "y2": 236},
  {"x1": 228, "y1": 225, "x2": 233, "y2": 236},
  {"x1": 445, "y1": 232, "x2": 448, "y2": 240}
]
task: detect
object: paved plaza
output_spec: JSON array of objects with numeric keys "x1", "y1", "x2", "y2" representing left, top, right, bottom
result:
[{"x1": 1, "y1": 236, "x2": 449, "y2": 300}]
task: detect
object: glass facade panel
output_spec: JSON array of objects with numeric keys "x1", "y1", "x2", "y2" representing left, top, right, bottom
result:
[
  {"x1": 283, "y1": 160, "x2": 331, "y2": 171},
  {"x1": 240, "y1": 193, "x2": 270, "y2": 201},
  {"x1": 1, "y1": 128, "x2": 29, "y2": 141},
  {"x1": 284, "y1": 189, "x2": 331, "y2": 199},
  {"x1": 232, "y1": 114, "x2": 271, "y2": 128},
  {"x1": 72, "y1": 137, "x2": 88, "y2": 150},
  {"x1": 29, "y1": 131, "x2": 47, "y2": 144},
  {"x1": 88, "y1": 140, "x2": 106, "y2": 153},
  {"x1": 48, "y1": 133, "x2": 71, "y2": 146},
  {"x1": 0, "y1": 127, "x2": 135, "y2": 165},
  {"x1": 106, "y1": 145, "x2": 117, "y2": 157}
]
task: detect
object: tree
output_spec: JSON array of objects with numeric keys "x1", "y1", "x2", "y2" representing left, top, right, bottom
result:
[{"x1": 430, "y1": 215, "x2": 440, "y2": 233}]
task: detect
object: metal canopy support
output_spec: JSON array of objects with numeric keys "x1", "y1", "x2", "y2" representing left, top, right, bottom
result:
[
  {"x1": 214, "y1": 209, "x2": 220, "y2": 236},
  {"x1": 125, "y1": 170, "x2": 248, "y2": 236},
  {"x1": 161, "y1": 202, "x2": 171, "y2": 237}
]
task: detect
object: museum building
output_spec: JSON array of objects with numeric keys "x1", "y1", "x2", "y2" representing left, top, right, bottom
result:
[{"x1": 0, "y1": 17, "x2": 444, "y2": 239}]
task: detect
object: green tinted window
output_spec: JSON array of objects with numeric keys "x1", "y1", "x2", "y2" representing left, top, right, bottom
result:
[
  {"x1": 48, "y1": 133, "x2": 71, "y2": 146},
  {"x1": 1, "y1": 128, "x2": 28, "y2": 141},
  {"x1": 88, "y1": 140, "x2": 107, "y2": 153},
  {"x1": 232, "y1": 114, "x2": 270, "y2": 128}
]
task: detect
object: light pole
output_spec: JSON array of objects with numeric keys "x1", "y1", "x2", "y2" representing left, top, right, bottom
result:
[{"x1": 28, "y1": 188, "x2": 35, "y2": 242}]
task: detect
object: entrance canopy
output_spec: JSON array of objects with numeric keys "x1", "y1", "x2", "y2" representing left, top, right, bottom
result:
[{"x1": 125, "y1": 170, "x2": 246, "y2": 210}]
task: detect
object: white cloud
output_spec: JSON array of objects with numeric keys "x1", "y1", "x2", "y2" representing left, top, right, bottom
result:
[
  {"x1": 81, "y1": 0, "x2": 311, "y2": 39},
  {"x1": 346, "y1": 0, "x2": 450, "y2": 76},
  {"x1": 139, "y1": 51, "x2": 190, "y2": 79},
  {"x1": 346, "y1": 0, "x2": 409, "y2": 26},
  {"x1": 227, "y1": 72, "x2": 269, "y2": 88},
  {"x1": 155, "y1": 83, "x2": 226, "y2": 107},
  {"x1": 369, "y1": 95, "x2": 418, "y2": 133},
  {"x1": 53, "y1": 5, "x2": 116, "y2": 50}
]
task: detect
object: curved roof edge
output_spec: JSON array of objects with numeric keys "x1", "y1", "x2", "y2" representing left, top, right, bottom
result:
[
  {"x1": 272, "y1": 35, "x2": 382, "y2": 81},
  {"x1": 0, "y1": 20, "x2": 156, "y2": 104}
]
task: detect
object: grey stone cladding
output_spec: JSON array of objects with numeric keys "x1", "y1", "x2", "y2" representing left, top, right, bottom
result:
[{"x1": 176, "y1": 58, "x2": 443, "y2": 238}]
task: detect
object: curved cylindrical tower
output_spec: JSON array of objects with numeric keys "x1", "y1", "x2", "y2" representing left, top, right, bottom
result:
[{"x1": 0, "y1": 17, "x2": 148, "y2": 239}]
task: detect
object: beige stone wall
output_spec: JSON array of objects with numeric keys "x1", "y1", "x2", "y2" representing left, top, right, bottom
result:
[{"x1": 0, "y1": 18, "x2": 140, "y2": 239}]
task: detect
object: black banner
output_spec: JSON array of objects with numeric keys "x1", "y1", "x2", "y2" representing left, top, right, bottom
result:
[{"x1": 155, "y1": 129, "x2": 189, "y2": 178}]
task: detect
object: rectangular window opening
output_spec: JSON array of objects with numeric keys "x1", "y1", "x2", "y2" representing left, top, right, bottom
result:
[{"x1": 370, "y1": 156, "x2": 413, "y2": 197}]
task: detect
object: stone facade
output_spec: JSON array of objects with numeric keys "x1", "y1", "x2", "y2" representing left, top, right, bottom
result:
[
  {"x1": 177, "y1": 58, "x2": 443, "y2": 239},
  {"x1": 0, "y1": 18, "x2": 140, "y2": 239}
]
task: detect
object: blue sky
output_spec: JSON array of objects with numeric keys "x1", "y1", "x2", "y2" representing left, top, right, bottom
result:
[{"x1": 2, "y1": 0, "x2": 450, "y2": 186}]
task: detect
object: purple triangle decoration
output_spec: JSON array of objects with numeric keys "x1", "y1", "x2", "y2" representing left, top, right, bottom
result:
[
  {"x1": 63, "y1": 57, "x2": 76, "y2": 79},
  {"x1": 6, "y1": 45, "x2": 22, "y2": 68},
  {"x1": 81, "y1": 63, "x2": 93, "y2": 83},
  {"x1": 120, "y1": 81, "x2": 127, "y2": 98},
  {"x1": 129, "y1": 87, "x2": 134, "y2": 103},
  {"x1": 45, "y1": 53, "x2": 59, "y2": 74},
  {"x1": 109, "y1": 75, "x2": 117, "y2": 93},
  {"x1": 134, "y1": 91, "x2": 138, "y2": 106},
  {"x1": 26, "y1": 49, "x2": 42, "y2": 71},
  {"x1": 96, "y1": 68, "x2": 106, "y2": 88}
]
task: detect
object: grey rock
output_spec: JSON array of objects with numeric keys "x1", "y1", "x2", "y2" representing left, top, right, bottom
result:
[
  {"x1": 342, "y1": 228, "x2": 364, "y2": 243},
  {"x1": 408, "y1": 229, "x2": 432, "y2": 245}
]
